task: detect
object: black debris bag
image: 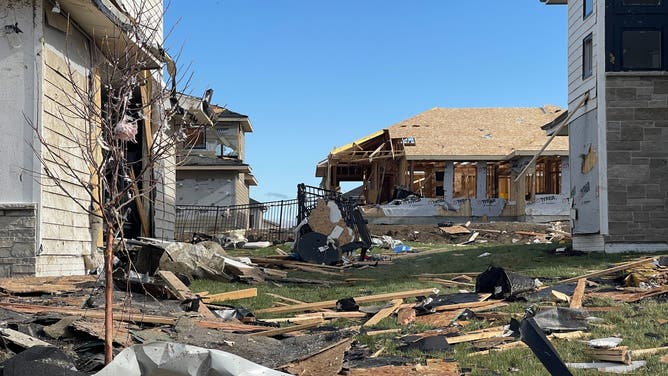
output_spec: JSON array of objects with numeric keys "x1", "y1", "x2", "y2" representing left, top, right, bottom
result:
[
  {"x1": 475, "y1": 266, "x2": 536, "y2": 299},
  {"x1": 399, "y1": 335, "x2": 451, "y2": 353},
  {"x1": 414, "y1": 293, "x2": 482, "y2": 315},
  {"x1": 336, "y1": 297, "x2": 359, "y2": 312}
]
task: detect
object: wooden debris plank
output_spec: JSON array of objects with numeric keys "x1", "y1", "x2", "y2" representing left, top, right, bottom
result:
[
  {"x1": 363, "y1": 299, "x2": 403, "y2": 327},
  {"x1": 282, "y1": 338, "x2": 353, "y2": 376},
  {"x1": 347, "y1": 360, "x2": 459, "y2": 376},
  {"x1": 458, "y1": 232, "x2": 480, "y2": 245},
  {"x1": 290, "y1": 264, "x2": 342, "y2": 276},
  {"x1": 255, "y1": 288, "x2": 438, "y2": 315},
  {"x1": 296, "y1": 311, "x2": 367, "y2": 319},
  {"x1": 468, "y1": 341, "x2": 527, "y2": 356},
  {"x1": 439, "y1": 225, "x2": 471, "y2": 235},
  {"x1": 632, "y1": 346, "x2": 668, "y2": 358},
  {"x1": 433, "y1": 300, "x2": 503, "y2": 312},
  {"x1": 266, "y1": 292, "x2": 333, "y2": 312},
  {"x1": 397, "y1": 307, "x2": 416, "y2": 325},
  {"x1": 0, "y1": 302, "x2": 263, "y2": 332},
  {"x1": 551, "y1": 290, "x2": 571, "y2": 303},
  {"x1": 0, "y1": 327, "x2": 52, "y2": 348},
  {"x1": 445, "y1": 329, "x2": 505, "y2": 344},
  {"x1": 469, "y1": 228, "x2": 502, "y2": 234},
  {"x1": 201, "y1": 288, "x2": 257, "y2": 303},
  {"x1": 558, "y1": 257, "x2": 657, "y2": 285},
  {"x1": 415, "y1": 310, "x2": 461, "y2": 327},
  {"x1": 420, "y1": 277, "x2": 475, "y2": 288},
  {"x1": 250, "y1": 257, "x2": 343, "y2": 270},
  {"x1": 587, "y1": 346, "x2": 631, "y2": 365},
  {"x1": 514, "y1": 231, "x2": 546, "y2": 237},
  {"x1": 0, "y1": 275, "x2": 97, "y2": 294},
  {"x1": 71, "y1": 319, "x2": 133, "y2": 347},
  {"x1": 588, "y1": 285, "x2": 668, "y2": 303},
  {"x1": 365, "y1": 328, "x2": 401, "y2": 336},
  {"x1": 570, "y1": 278, "x2": 587, "y2": 309},
  {"x1": 249, "y1": 320, "x2": 323, "y2": 337},
  {"x1": 156, "y1": 271, "x2": 216, "y2": 318},
  {"x1": 370, "y1": 346, "x2": 385, "y2": 358},
  {"x1": 413, "y1": 272, "x2": 480, "y2": 278}
]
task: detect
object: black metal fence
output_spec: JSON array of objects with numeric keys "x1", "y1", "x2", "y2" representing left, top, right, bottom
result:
[
  {"x1": 175, "y1": 199, "x2": 299, "y2": 243},
  {"x1": 174, "y1": 183, "x2": 356, "y2": 244}
]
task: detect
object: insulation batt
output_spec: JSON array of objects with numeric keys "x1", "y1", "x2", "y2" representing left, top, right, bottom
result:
[{"x1": 114, "y1": 116, "x2": 138, "y2": 142}]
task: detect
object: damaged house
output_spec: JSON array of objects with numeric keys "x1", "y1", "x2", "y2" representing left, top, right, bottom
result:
[
  {"x1": 0, "y1": 0, "x2": 175, "y2": 277},
  {"x1": 316, "y1": 106, "x2": 570, "y2": 222},
  {"x1": 541, "y1": 0, "x2": 668, "y2": 252},
  {"x1": 175, "y1": 97, "x2": 258, "y2": 238}
]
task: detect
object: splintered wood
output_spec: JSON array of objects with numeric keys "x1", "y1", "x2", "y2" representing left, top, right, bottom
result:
[
  {"x1": 347, "y1": 359, "x2": 459, "y2": 376},
  {"x1": 156, "y1": 271, "x2": 216, "y2": 318},
  {"x1": 0, "y1": 275, "x2": 97, "y2": 294},
  {"x1": 282, "y1": 338, "x2": 353, "y2": 376}
]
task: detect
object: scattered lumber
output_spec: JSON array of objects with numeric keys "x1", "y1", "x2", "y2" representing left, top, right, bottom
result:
[
  {"x1": 282, "y1": 338, "x2": 352, "y2": 376},
  {"x1": 514, "y1": 231, "x2": 546, "y2": 237},
  {"x1": 433, "y1": 300, "x2": 503, "y2": 312},
  {"x1": 458, "y1": 232, "x2": 480, "y2": 245},
  {"x1": 289, "y1": 264, "x2": 343, "y2": 276},
  {"x1": 347, "y1": 359, "x2": 459, "y2": 376},
  {"x1": 249, "y1": 320, "x2": 324, "y2": 337},
  {"x1": 470, "y1": 228, "x2": 502, "y2": 234},
  {"x1": 587, "y1": 346, "x2": 632, "y2": 365},
  {"x1": 446, "y1": 327, "x2": 506, "y2": 344},
  {"x1": 0, "y1": 275, "x2": 97, "y2": 294},
  {"x1": 419, "y1": 277, "x2": 475, "y2": 288},
  {"x1": 255, "y1": 288, "x2": 438, "y2": 315},
  {"x1": 370, "y1": 346, "x2": 385, "y2": 358},
  {"x1": 0, "y1": 302, "x2": 264, "y2": 332},
  {"x1": 71, "y1": 319, "x2": 133, "y2": 347},
  {"x1": 588, "y1": 285, "x2": 668, "y2": 303},
  {"x1": 557, "y1": 257, "x2": 657, "y2": 285},
  {"x1": 201, "y1": 288, "x2": 257, "y2": 303},
  {"x1": 156, "y1": 271, "x2": 216, "y2": 318},
  {"x1": 0, "y1": 327, "x2": 52, "y2": 348},
  {"x1": 570, "y1": 278, "x2": 586, "y2": 309},
  {"x1": 363, "y1": 299, "x2": 403, "y2": 327},
  {"x1": 250, "y1": 257, "x2": 343, "y2": 271}
]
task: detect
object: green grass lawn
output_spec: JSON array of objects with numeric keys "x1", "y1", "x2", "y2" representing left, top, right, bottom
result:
[{"x1": 191, "y1": 243, "x2": 668, "y2": 375}]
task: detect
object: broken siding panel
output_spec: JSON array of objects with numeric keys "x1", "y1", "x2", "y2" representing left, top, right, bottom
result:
[
  {"x1": 567, "y1": 0, "x2": 598, "y2": 113},
  {"x1": 38, "y1": 29, "x2": 92, "y2": 274},
  {"x1": 569, "y1": 110, "x2": 600, "y2": 234}
]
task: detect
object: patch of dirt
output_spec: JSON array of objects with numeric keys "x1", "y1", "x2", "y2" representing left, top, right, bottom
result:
[{"x1": 368, "y1": 221, "x2": 570, "y2": 246}]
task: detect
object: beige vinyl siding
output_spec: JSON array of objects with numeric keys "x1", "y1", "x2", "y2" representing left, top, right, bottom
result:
[
  {"x1": 154, "y1": 150, "x2": 176, "y2": 240},
  {"x1": 234, "y1": 173, "x2": 249, "y2": 206},
  {"x1": 567, "y1": 0, "x2": 599, "y2": 114},
  {"x1": 37, "y1": 34, "x2": 92, "y2": 276}
]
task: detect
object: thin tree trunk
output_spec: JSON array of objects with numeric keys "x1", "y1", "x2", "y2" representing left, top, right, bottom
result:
[{"x1": 104, "y1": 228, "x2": 114, "y2": 364}]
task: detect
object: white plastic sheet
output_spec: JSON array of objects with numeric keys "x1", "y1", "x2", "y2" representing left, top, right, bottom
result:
[{"x1": 95, "y1": 342, "x2": 291, "y2": 376}]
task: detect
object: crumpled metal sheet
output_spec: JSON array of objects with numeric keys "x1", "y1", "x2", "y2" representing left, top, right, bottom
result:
[{"x1": 94, "y1": 342, "x2": 291, "y2": 376}]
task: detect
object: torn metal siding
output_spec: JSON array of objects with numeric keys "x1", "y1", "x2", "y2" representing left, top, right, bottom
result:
[{"x1": 569, "y1": 110, "x2": 600, "y2": 235}]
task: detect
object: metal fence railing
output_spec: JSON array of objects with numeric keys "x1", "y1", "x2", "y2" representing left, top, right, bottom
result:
[
  {"x1": 297, "y1": 183, "x2": 358, "y2": 226},
  {"x1": 175, "y1": 199, "x2": 299, "y2": 244},
  {"x1": 175, "y1": 183, "x2": 359, "y2": 245}
]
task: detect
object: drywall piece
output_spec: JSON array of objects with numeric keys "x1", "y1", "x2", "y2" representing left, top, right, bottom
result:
[{"x1": 566, "y1": 361, "x2": 646, "y2": 373}]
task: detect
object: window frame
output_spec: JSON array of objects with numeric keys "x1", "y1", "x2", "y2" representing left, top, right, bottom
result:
[
  {"x1": 584, "y1": 0, "x2": 594, "y2": 19},
  {"x1": 583, "y1": 33, "x2": 594, "y2": 79}
]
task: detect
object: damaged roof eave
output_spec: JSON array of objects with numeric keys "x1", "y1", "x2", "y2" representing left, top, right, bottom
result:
[
  {"x1": 58, "y1": 0, "x2": 164, "y2": 69},
  {"x1": 245, "y1": 173, "x2": 258, "y2": 186},
  {"x1": 176, "y1": 165, "x2": 252, "y2": 173},
  {"x1": 505, "y1": 149, "x2": 569, "y2": 160}
]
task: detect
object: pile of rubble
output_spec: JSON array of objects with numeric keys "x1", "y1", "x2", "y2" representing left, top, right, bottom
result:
[{"x1": 2, "y1": 241, "x2": 668, "y2": 375}]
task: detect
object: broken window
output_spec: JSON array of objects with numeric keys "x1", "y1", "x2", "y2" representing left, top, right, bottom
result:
[
  {"x1": 184, "y1": 126, "x2": 206, "y2": 149},
  {"x1": 583, "y1": 34, "x2": 594, "y2": 79}
]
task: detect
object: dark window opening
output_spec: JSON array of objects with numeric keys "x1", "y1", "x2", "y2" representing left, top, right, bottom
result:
[
  {"x1": 402, "y1": 137, "x2": 416, "y2": 146},
  {"x1": 585, "y1": 0, "x2": 594, "y2": 18},
  {"x1": 583, "y1": 34, "x2": 594, "y2": 79},
  {"x1": 185, "y1": 126, "x2": 206, "y2": 149},
  {"x1": 622, "y1": 30, "x2": 662, "y2": 69}
]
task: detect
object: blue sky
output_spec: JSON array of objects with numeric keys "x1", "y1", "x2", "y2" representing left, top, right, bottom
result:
[{"x1": 164, "y1": 1, "x2": 568, "y2": 203}]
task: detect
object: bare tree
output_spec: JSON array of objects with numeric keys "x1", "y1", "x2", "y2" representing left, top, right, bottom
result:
[{"x1": 26, "y1": 0, "x2": 197, "y2": 363}]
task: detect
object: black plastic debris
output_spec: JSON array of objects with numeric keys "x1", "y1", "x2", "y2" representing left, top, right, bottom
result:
[
  {"x1": 523, "y1": 283, "x2": 577, "y2": 303},
  {"x1": 532, "y1": 307, "x2": 589, "y2": 332},
  {"x1": 294, "y1": 232, "x2": 341, "y2": 265},
  {"x1": 475, "y1": 266, "x2": 537, "y2": 299},
  {"x1": 399, "y1": 335, "x2": 451, "y2": 353},
  {"x1": 0, "y1": 346, "x2": 87, "y2": 376},
  {"x1": 510, "y1": 317, "x2": 573, "y2": 376},
  {"x1": 414, "y1": 293, "x2": 481, "y2": 315},
  {"x1": 336, "y1": 297, "x2": 359, "y2": 312}
]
